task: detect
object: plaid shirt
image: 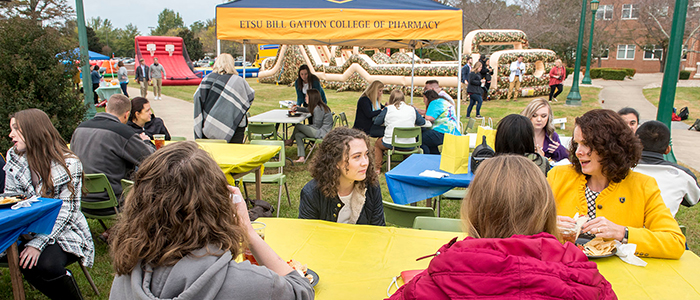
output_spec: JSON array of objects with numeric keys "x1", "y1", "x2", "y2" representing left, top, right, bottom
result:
[{"x1": 4, "y1": 148, "x2": 95, "y2": 267}]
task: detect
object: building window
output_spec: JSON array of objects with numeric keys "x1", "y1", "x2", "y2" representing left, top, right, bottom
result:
[
  {"x1": 643, "y1": 45, "x2": 663, "y2": 60},
  {"x1": 682, "y1": 46, "x2": 688, "y2": 60},
  {"x1": 597, "y1": 5, "x2": 614, "y2": 20},
  {"x1": 600, "y1": 48, "x2": 609, "y2": 60},
  {"x1": 622, "y1": 4, "x2": 640, "y2": 19},
  {"x1": 617, "y1": 44, "x2": 635, "y2": 60}
]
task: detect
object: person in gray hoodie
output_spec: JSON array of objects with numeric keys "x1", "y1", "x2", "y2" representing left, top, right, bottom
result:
[{"x1": 108, "y1": 141, "x2": 314, "y2": 300}]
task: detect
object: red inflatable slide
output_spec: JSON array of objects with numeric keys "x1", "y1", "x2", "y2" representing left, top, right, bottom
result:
[{"x1": 134, "y1": 36, "x2": 202, "y2": 86}]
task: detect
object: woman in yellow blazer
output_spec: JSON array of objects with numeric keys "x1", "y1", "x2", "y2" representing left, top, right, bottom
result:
[{"x1": 548, "y1": 109, "x2": 685, "y2": 259}]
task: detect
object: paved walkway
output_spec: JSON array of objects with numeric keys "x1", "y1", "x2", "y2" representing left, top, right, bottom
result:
[
  {"x1": 567, "y1": 73, "x2": 700, "y2": 171},
  {"x1": 126, "y1": 86, "x2": 195, "y2": 140}
]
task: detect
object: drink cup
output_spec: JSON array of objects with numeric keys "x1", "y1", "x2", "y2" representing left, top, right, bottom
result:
[
  {"x1": 244, "y1": 221, "x2": 266, "y2": 265},
  {"x1": 153, "y1": 134, "x2": 165, "y2": 150},
  {"x1": 560, "y1": 227, "x2": 578, "y2": 244}
]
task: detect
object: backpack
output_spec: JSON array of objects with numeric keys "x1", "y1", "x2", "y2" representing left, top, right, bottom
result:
[
  {"x1": 470, "y1": 135, "x2": 495, "y2": 174},
  {"x1": 527, "y1": 153, "x2": 551, "y2": 176},
  {"x1": 678, "y1": 107, "x2": 689, "y2": 121}
]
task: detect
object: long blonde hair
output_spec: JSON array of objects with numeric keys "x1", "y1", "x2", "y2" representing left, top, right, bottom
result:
[
  {"x1": 361, "y1": 80, "x2": 384, "y2": 108},
  {"x1": 388, "y1": 89, "x2": 405, "y2": 109},
  {"x1": 461, "y1": 155, "x2": 559, "y2": 240},
  {"x1": 212, "y1": 53, "x2": 239, "y2": 75},
  {"x1": 521, "y1": 98, "x2": 556, "y2": 137}
]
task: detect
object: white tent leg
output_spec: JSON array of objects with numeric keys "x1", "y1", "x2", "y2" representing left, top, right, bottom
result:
[
  {"x1": 410, "y1": 47, "x2": 416, "y2": 105},
  {"x1": 217, "y1": 39, "x2": 221, "y2": 57},
  {"x1": 457, "y1": 40, "x2": 463, "y2": 127},
  {"x1": 243, "y1": 43, "x2": 246, "y2": 78}
]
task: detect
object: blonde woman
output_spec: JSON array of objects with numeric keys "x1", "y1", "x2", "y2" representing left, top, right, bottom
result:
[
  {"x1": 521, "y1": 98, "x2": 569, "y2": 162},
  {"x1": 352, "y1": 80, "x2": 385, "y2": 135},
  {"x1": 372, "y1": 89, "x2": 426, "y2": 173},
  {"x1": 194, "y1": 53, "x2": 254, "y2": 143},
  {"x1": 389, "y1": 155, "x2": 615, "y2": 299},
  {"x1": 548, "y1": 59, "x2": 566, "y2": 102}
]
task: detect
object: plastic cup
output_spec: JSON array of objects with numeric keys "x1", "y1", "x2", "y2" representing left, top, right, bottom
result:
[
  {"x1": 244, "y1": 221, "x2": 266, "y2": 265},
  {"x1": 560, "y1": 227, "x2": 578, "y2": 244},
  {"x1": 153, "y1": 134, "x2": 165, "y2": 150}
]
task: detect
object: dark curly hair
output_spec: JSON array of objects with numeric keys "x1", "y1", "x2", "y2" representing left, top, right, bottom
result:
[
  {"x1": 570, "y1": 109, "x2": 642, "y2": 183},
  {"x1": 309, "y1": 127, "x2": 378, "y2": 198}
]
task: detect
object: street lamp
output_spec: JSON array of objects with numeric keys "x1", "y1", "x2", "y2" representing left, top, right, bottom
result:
[
  {"x1": 566, "y1": 0, "x2": 588, "y2": 106},
  {"x1": 582, "y1": 0, "x2": 600, "y2": 85}
]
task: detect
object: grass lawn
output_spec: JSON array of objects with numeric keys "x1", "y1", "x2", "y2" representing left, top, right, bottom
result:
[
  {"x1": 3, "y1": 81, "x2": 697, "y2": 299},
  {"x1": 643, "y1": 87, "x2": 700, "y2": 126}
]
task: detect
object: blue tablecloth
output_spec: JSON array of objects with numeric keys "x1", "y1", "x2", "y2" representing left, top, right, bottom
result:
[
  {"x1": 385, "y1": 154, "x2": 474, "y2": 205},
  {"x1": 0, "y1": 198, "x2": 62, "y2": 253}
]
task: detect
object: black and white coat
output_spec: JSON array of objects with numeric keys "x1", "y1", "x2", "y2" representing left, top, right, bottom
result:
[{"x1": 3, "y1": 149, "x2": 94, "y2": 267}]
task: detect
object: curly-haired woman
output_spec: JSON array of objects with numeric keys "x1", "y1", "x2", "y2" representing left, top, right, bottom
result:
[
  {"x1": 4, "y1": 109, "x2": 94, "y2": 299},
  {"x1": 298, "y1": 127, "x2": 385, "y2": 225},
  {"x1": 109, "y1": 142, "x2": 314, "y2": 299},
  {"x1": 548, "y1": 109, "x2": 685, "y2": 259}
]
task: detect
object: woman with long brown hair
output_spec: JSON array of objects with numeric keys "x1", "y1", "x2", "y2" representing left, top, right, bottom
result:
[
  {"x1": 298, "y1": 127, "x2": 385, "y2": 225},
  {"x1": 389, "y1": 155, "x2": 615, "y2": 299},
  {"x1": 109, "y1": 142, "x2": 313, "y2": 299},
  {"x1": 286, "y1": 89, "x2": 333, "y2": 163},
  {"x1": 4, "y1": 108, "x2": 93, "y2": 300}
]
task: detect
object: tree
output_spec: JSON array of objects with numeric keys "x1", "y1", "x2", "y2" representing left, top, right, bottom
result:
[
  {"x1": 86, "y1": 26, "x2": 104, "y2": 53},
  {"x1": 151, "y1": 9, "x2": 184, "y2": 36},
  {"x1": 0, "y1": 0, "x2": 74, "y2": 26},
  {"x1": 88, "y1": 17, "x2": 115, "y2": 48},
  {"x1": 178, "y1": 28, "x2": 204, "y2": 61},
  {"x1": 0, "y1": 17, "x2": 86, "y2": 151},
  {"x1": 113, "y1": 23, "x2": 140, "y2": 57},
  {"x1": 190, "y1": 20, "x2": 206, "y2": 34}
]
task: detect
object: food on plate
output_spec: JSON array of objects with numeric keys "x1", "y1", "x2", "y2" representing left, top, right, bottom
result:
[
  {"x1": 578, "y1": 237, "x2": 616, "y2": 256},
  {"x1": 0, "y1": 195, "x2": 24, "y2": 205},
  {"x1": 287, "y1": 259, "x2": 314, "y2": 284}
]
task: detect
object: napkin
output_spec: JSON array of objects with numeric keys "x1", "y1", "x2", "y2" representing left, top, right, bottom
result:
[
  {"x1": 11, "y1": 196, "x2": 39, "y2": 210},
  {"x1": 614, "y1": 241, "x2": 647, "y2": 267},
  {"x1": 419, "y1": 170, "x2": 449, "y2": 178}
]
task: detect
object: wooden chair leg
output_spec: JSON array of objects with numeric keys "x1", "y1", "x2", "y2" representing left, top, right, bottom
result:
[
  {"x1": 284, "y1": 182, "x2": 291, "y2": 205},
  {"x1": 79, "y1": 263, "x2": 100, "y2": 296}
]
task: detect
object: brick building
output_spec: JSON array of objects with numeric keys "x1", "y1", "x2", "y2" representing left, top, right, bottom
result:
[{"x1": 593, "y1": 0, "x2": 700, "y2": 75}]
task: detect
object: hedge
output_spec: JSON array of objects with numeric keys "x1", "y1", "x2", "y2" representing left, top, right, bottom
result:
[
  {"x1": 601, "y1": 69, "x2": 627, "y2": 80},
  {"x1": 566, "y1": 68, "x2": 574, "y2": 76},
  {"x1": 679, "y1": 70, "x2": 691, "y2": 80},
  {"x1": 588, "y1": 68, "x2": 636, "y2": 79}
]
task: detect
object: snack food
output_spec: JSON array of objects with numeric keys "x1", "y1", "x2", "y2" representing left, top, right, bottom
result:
[
  {"x1": 287, "y1": 259, "x2": 314, "y2": 284},
  {"x1": 0, "y1": 195, "x2": 24, "y2": 205},
  {"x1": 578, "y1": 237, "x2": 616, "y2": 256}
]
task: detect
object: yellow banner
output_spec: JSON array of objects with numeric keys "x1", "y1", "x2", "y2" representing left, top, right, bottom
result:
[{"x1": 217, "y1": 8, "x2": 462, "y2": 42}]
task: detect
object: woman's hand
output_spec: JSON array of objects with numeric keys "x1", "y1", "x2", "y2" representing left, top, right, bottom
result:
[
  {"x1": 557, "y1": 216, "x2": 576, "y2": 230},
  {"x1": 547, "y1": 140, "x2": 561, "y2": 154},
  {"x1": 19, "y1": 246, "x2": 41, "y2": 269},
  {"x1": 229, "y1": 185, "x2": 253, "y2": 233},
  {"x1": 582, "y1": 217, "x2": 626, "y2": 241}
]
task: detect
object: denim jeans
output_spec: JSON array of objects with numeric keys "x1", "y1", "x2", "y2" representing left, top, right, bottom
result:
[
  {"x1": 120, "y1": 82, "x2": 129, "y2": 97},
  {"x1": 466, "y1": 93, "x2": 483, "y2": 117},
  {"x1": 421, "y1": 129, "x2": 445, "y2": 154}
]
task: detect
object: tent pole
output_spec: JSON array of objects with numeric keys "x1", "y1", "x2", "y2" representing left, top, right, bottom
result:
[
  {"x1": 410, "y1": 47, "x2": 415, "y2": 105},
  {"x1": 217, "y1": 39, "x2": 221, "y2": 57},
  {"x1": 457, "y1": 40, "x2": 463, "y2": 126},
  {"x1": 243, "y1": 43, "x2": 246, "y2": 79}
]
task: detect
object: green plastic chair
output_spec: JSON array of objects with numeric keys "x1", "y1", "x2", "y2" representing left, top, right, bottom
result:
[
  {"x1": 247, "y1": 123, "x2": 279, "y2": 141},
  {"x1": 336, "y1": 112, "x2": 349, "y2": 127},
  {"x1": 170, "y1": 136, "x2": 187, "y2": 141},
  {"x1": 463, "y1": 118, "x2": 476, "y2": 134},
  {"x1": 386, "y1": 127, "x2": 423, "y2": 172},
  {"x1": 240, "y1": 140, "x2": 290, "y2": 217},
  {"x1": 121, "y1": 179, "x2": 134, "y2": 199},
  {"x1": 302, "y1": 112, "x2": 337, "y2": 160},
  {"x1": 82, "y1": 173, "x2": 120, "y2": 233},
  {"x1": 383, "y1": 201, "x2": 435, "y2": 228},
  {"x1": 195, "y1": 138, "x2": 227, "y2": 143},
  {"x1": 413, "y1": 216, "x2": 463, "y2": 232},
  {"x1": 436, "y1": 188, "x2": 467, "y2": 217}
]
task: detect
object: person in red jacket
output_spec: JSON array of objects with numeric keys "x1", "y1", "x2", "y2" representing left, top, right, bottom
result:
[
  {"x1": 388, "y1": 155, "x2": 616, "y2": 300},
  {"x1": 548, "y1": 59, "x2": 566, "y2": 102}
]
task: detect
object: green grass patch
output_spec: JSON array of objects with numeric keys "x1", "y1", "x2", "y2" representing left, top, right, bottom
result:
[{"x1": 643, "y1": 87, "x2": 700, "y2": 126}]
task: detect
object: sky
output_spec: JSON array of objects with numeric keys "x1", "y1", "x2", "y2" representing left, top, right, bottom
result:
[{"x1": 70, "y1": 0, "x2": 227, "y2": 35}]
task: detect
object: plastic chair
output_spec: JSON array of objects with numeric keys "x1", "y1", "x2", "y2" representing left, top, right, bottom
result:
[
  {"x1": 413, "y1": 216, "x2": 463, "y2": 232},
  {"x1": 0, "y1": 259, "x2": 100, "y2": 296},
  {"x1": 120, "y1": 179, "x2": 134, "y2": 198},
  {"x1": 463, "y1": 118, "x2": 476, "y2": 134},
  {"x1": 386, "y1": 127, "x2": 423, "y2": 172},
  {"x1": 436, "y1": 188, "x2": 467, "y2": 217},
  {"x1": 195, "y1": 138, "x2": 227, "y2": 143},
  {"x1": 336, "y1": 112, "x2": 349, "y2": 127},
  {"x1": 81, "y1": 173, "x2": 120, "y2": 233},
  {"x1": 170, "y1": 136, "x2": 187, "y2": 141},
  {"x1": 247, "y1": 123, "x2": 279, "y2": 141},
  {"x1": 382, "y1": 201, "x2": 435, "y2": 228},
  {"x1": 239, "y1": 140, "x2": 290, "y2": 217}
]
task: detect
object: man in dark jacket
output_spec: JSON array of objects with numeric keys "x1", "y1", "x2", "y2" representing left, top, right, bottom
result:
[
  {"x1": 134, "y1": 58, "x2": 150, "y2": 98},
  {"x1": 71, "y1": 94, "x2": 155, "y2": 215}
]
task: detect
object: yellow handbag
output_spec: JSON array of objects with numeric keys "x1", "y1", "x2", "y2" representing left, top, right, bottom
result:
[
  {"x1": 439, "y1": 133, "x2": 471, "y2": 174},
  {"x1": 476, "y1": 118, "x2": 496, "y2": 150}
]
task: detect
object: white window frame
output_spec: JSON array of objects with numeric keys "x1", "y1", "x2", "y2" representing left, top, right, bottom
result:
[
  {"x1": 622, "y1": 4, "x2": 640, "y2": 20},
  {"x1": 596, "y1": 5, "x2": 614, "y2": 20},
  {"x1": 643, "y1": 45, "x2": 663, "y2": 60},
  {"x1": 617, "y1": 44, "x2": 636, "y2": 60},
  {"x1": 682, "y1": 45, "x2": 688, "y2": 61}
]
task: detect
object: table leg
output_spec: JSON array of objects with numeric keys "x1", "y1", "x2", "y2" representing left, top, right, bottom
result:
[
  {"x1": 8, "y1": 242, "x2": 26, "y2": 300},
  {"x1": 255, "y1": 166, "x2": 262, "y2": 201}
]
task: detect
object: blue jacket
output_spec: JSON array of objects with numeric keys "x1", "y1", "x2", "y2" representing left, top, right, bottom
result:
[{"x1": 295, "y1": 79, "x2": 327, "y2": 106}]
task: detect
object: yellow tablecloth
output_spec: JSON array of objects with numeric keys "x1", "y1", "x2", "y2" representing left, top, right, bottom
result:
[
  {"x1": 165, "y1": 142, "x2": 281, "y2": 184},
  {"x1": 258, "y1": 218, "x2": 700, "y2": 300}
]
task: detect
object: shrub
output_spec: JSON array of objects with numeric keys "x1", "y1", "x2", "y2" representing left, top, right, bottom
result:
[
  {"x1": 0, "y1": 17, "x2": 86, "y2": 151},
  {"x1": 589, "y1": 68, "x2": 604, "y2": 79},
  {"x1": 566, "y1": 67, "x2": 574, "y2": 76},
  {"x1": 623, "y1": 68, "x2": 636, "y2": 78},
  {"x1": 601, "y1": 69, "x2": 627, "y2": 80},
  {"x1": 679, "y1": 70, "x2": 691, "y2": 80}
]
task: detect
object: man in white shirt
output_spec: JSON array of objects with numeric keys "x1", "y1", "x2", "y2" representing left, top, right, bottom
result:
[
  {"x1": 507, "y1": 55, "x2": 525, "y2": 102},
  {"x1": 424, "y1": 80, "x2": 454, "y2": 105}
]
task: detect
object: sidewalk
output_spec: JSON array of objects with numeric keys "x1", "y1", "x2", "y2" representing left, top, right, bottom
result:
[{"x1": 126, "y1": 86, "x2": 194, "y2": 140}]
